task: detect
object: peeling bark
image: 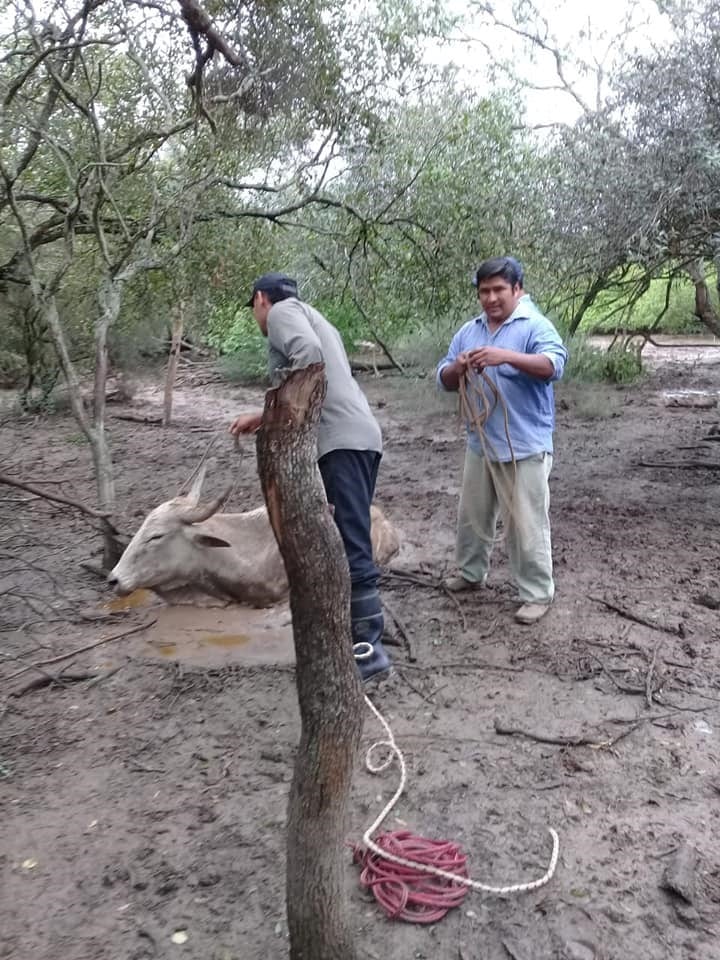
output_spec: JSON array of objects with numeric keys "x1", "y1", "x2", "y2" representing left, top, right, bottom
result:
[{"x1": 255, "y1": 364, "x2": 363, "y2": 960}]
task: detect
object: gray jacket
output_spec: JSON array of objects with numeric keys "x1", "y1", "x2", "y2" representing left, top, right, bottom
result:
[{"x1": 266, "y1": 298, "x2": 382, "y2": 458}]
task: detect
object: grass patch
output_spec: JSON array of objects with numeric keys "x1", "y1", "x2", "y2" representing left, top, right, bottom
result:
[
  {"x1": 216, "y1": 350, "x2": 268, "y2": 386},
  {"x1": 583, "y1": 275, "x2": 706, "y2": 335},
  {"x1": 564, "y1": 336, "x2": 644, "y2": 385}
]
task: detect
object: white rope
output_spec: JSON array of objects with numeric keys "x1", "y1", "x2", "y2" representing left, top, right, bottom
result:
[{"x1": 360, "y1": 692, "x2": 560, "y2": 896}]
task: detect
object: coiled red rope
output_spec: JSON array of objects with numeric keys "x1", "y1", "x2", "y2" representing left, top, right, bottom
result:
[
  {"x1": 353, "y1": 694, "x2": 560, "y2": 923},
  {"x1": 353, "y1": 830, "x2": 469, "y2": 923}
]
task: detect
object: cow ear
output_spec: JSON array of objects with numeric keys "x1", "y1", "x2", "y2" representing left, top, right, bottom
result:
[{"x1": 192, "y1": 532, "x2": 231, "y2": 549}]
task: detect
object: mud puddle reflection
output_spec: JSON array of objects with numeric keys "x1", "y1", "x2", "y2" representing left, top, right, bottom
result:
[{"x1": 109, "y1": 592, "x2": 295, "y2": 667}]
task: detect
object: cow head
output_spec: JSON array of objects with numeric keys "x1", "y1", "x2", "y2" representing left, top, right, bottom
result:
[{"x1": 107, "y1": 466, "x2": 231, "y2": 595}]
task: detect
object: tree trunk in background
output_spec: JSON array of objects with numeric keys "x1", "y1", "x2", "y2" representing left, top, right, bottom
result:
[
  {"x1": 41, "y1": 288, "x2": 123, "y2": 570},
  {"x1": 687, "y1": 260, "x2": 720, "y2": 337},
  {"x1": 256, "y1": 364, "x2": 363, "y2": 960},
  {"x1": 568, "y1": 269, "x2": 614, "y2": 336},
  {"x1": 163, "y1": 300, "x2": 184, "y2": 426},
  {"x1": 93, "y1": 276, "x2": 124, "y2": 569}
]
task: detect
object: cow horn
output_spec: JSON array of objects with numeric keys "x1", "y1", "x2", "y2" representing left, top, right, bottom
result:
[
  {"x1": 180, "y1": 486, "x2": 232, "y2": 524},
  {"x1": 186, "y1": 463, "x2": 207, "y2": 505}
]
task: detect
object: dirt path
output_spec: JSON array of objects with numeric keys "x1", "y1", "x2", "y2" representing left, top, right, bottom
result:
[{"x1": 2, "y1": 361, "x2": 720, "y2": 960}]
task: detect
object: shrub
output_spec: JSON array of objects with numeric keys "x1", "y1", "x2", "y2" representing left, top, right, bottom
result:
[
  {"x1": 564, "y1": 336, "x2": 643, "y2": 384},
  {"x1": 216, "y1": 350, "x2": 268, "y2": 386},
  {"x1": 0, "y1": 351, "x2": 26, "y2": 388},
  {"x1": 583, "y1": 276, "x2": 705, "y2": 335},
  {"x1": 393, "y1": 315, "x2": 460, "y2": 372}
]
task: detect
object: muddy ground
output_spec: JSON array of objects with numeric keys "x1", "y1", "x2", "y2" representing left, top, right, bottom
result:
[{"x1": 2, "y1": 354, "x2": 720, "y2": 960}]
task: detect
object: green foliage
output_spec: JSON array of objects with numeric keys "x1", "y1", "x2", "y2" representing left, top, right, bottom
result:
[
  {"x1": 312, "y1": 299, "x2": 385, "y2": 351},
  {"x1": 0, "y1": 351, "x2": 26, "y2": 388},
  {"x1": 216, "y1": 351, "x2": 268, "y2": 385},
  {"x1": 536, "y1": 1, "x2": 720, "y2": 337},
  {"x1": 206, "y1": 301, "x2": 267, "y2": 384},
  {"x1": 283, "y1": 89, "x2": 543, "y2": 350},
  {"x1": 564, "y1": 336, "x2": 644, "y2": 385},
  {"x1": 15, "y1": 369, "x2": 63, "y2": 414},
  {"x1": 393, "y1": 314, "x2": 460, "y2": 371},
  {"x1": 582, "y1": 277, "x2": 704, "y2": 334}
]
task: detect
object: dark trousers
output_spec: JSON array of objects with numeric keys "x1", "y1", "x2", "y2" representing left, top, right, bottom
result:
[{"x1": 317, "y1": 449, "x2": 381, "y2": 592}]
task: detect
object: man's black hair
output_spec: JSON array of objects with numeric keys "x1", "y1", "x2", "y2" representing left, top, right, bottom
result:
[{"x1": 473, "y1": 256, "x2": 523, "y2": 288}]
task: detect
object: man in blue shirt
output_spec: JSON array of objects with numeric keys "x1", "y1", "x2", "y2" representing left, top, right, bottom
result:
[{"x1": 437, "y1": 256, "x2": 568, "y2": 624}]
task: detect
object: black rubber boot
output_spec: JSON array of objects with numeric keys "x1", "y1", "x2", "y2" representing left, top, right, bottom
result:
[{"x1": 351, "y1": 586, "x2": 392, "y2": 683}]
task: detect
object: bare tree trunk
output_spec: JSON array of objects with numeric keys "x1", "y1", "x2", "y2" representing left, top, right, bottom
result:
[
  {"x1": 94, "y1": 278, "x2": 119, "y2": 507},
  {"x1": 687, "y1": 259, "x2": 720, "y2": 337},
  {"x1": 163, "y1": 299, "x2": 184, "y2": 426},
  {"x1": 41, "y1": 286, "x2": 123, "y2": 570},
  {"x1": 568, "y1": 269, "x2": 614, "y2": 336},
  {"x1": 255, "y1": 364, "x2": 363, "y2": 960}
]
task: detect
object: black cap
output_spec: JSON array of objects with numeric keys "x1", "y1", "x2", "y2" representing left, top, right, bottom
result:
[{"x1": 246, "y1": 272, "x2": 298, "y2": 307}]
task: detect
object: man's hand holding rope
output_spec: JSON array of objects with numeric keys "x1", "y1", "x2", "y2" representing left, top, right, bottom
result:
[{"x1": 449, "y1": 347, "x2": 555, "y2": 382}]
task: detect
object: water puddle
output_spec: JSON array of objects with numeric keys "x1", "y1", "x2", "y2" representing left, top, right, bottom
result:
[
  {"x1": 105, "y1": 588, "x2": 155, "y2": 612},
  {"x1": 202, "y1": 633, "x2": 252, "y2": 647},
  {"x1": 130, "y1": 603, "x2": 295, "y2": 668}
]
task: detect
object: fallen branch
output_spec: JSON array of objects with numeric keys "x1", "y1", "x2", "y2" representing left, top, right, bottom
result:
[
  {"x1": 381, "y1": 568, "x2": 477, "y2": 630},
  {"x1": 3, "y1": 618, "x2": 156, "y2": 681},
  {"x1": 694, "y1": 593, "x2": 720, "y2": 611},
  {"x1": 80, "y1": 560, "x2": 111, "y2": 580},
  {"x1": 588, "y1": 653, "x2": 645, "y2": 696},
  {"x1": 0, "y1": 470, "x2": 110, "y2": 520},
  {"x1": 443, "y1": 584, "x2": 467, "y2": 633},
  {"x1": 646, "y1": 639, "x2": 662, "y2": 709},
  {"x1": 10, "y1": 666, "x2": 123, "y2": 698},
  {"x1": 636, "y1": 460, "x2": 720, "y2": 470},
  {"x1": 494, "y1": 718, "x2": 644, "y2": 749},
  {"x1": 381, "y1": 569, "x2": 444, "y2": 589},
  {"x1": 85, "y1": 663, "x2": 126, "y2": 688},
  {"x1": 395, "y1": 669, "x2": 435, "y2": 703},
  {"x1": 381, "y1": 568, "x2": 507, "y2": 602},
  {"x1": 404, "y1": 659, "x2": 526, "y2": 674},
  {"x1": 588, "y1": 595, "x2": 682, "y2": 636},
  {"x1": 381, "y1": 596, "x2": 415, "y2": 662},
  {"x1": 111, "y1": 412, "x2": 163, "y2": 424}
]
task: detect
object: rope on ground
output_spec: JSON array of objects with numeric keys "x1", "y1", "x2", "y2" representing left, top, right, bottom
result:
[{"x1": 354, "y1": 692, "x2": 560, "y2": 923}]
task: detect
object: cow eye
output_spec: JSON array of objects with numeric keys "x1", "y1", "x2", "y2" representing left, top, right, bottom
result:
[{"x1": 144, "y1": 533, "x2": 164, "y2": 543}]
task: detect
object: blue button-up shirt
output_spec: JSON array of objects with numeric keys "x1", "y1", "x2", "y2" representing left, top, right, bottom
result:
[{"x1": 436, "y1": 297, "x2": 568, "y2": 461}]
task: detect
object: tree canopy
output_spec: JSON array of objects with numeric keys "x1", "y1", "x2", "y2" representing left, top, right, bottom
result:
[{"x1": 1, "y1": 0, "x2": 717, "y2": 392}]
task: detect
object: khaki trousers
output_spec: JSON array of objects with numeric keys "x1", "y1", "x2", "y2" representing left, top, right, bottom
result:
[{"x1": 456, "y1": 447, "x2": 555, "y2": 604}]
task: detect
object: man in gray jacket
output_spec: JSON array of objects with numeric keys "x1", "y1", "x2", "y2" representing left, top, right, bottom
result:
[{"x1": 230, "y1": 272, "x2": 391, "y2": 682}]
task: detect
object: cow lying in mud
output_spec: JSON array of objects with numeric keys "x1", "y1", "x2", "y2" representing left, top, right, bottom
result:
[{"x1": 108, "y1": 469, "x2": 400, "y2": 607}]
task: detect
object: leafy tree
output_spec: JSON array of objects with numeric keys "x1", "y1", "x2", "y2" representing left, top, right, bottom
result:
[
  {"x1": 0, "y1": 0, "x2": 438, "y2": 562},
  {"x1": 467, "y1": 0, "x2": 720, "y2": 337}
]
